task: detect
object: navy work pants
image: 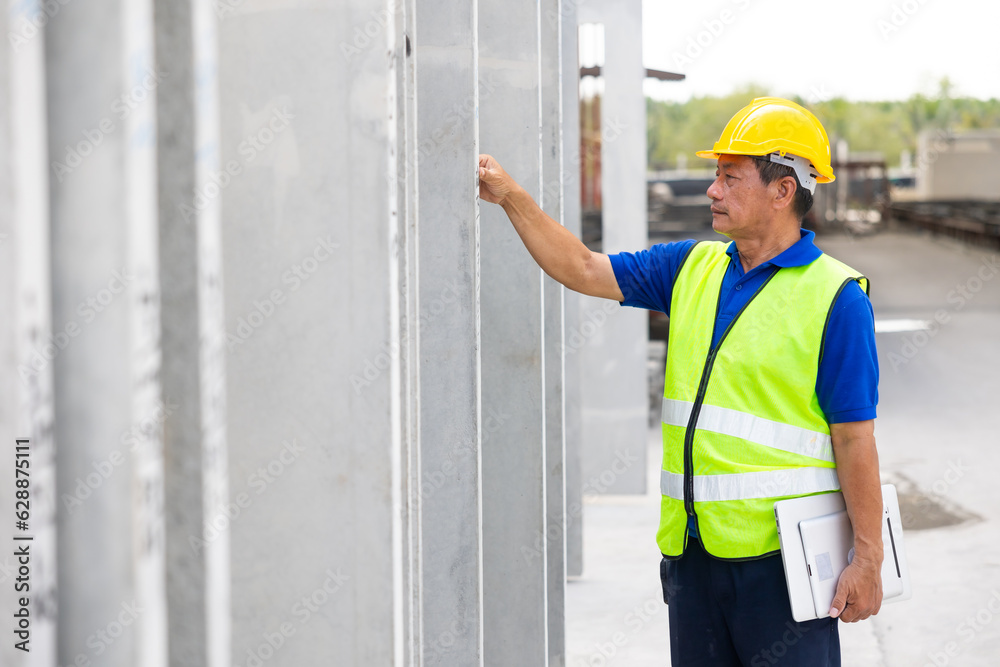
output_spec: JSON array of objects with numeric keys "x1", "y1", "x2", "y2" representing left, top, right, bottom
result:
[{"x1": 660, "y1": 536, "x2": 840, "y2": 666}]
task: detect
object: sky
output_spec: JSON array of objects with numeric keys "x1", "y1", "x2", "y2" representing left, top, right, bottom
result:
[{"x1": 640, "y1": 0, "x2": 1000, "y2": 103}]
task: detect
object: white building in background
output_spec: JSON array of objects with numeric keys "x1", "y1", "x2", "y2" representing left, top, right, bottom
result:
[{"x1": 917, "y1": 129, "x2": 1000, "y2": 201}]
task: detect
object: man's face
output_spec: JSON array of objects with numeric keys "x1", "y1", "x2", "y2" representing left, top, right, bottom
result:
[{"x1": 705, "y1": 154, "x2": 774, "y2": 239}]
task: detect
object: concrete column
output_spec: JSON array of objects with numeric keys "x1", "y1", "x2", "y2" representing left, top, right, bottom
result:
[
  {"x1": 404, "y1": 0, "x2": 485, "y2": 664},
  {"x1": 0, "y1": 2, "x2": 57, "y2": 664},
  {"x1": 153, "y1": 0, "x2": 230, "y2": 665},
  {"x1": 217, "y1": 2, "x2": 400, "y2": 664},
  {"x1": 560, "y1": 0, "x2": 585, "y2": 579},
  {"x1": 479, "y1": 1, "x2": 549, "y2": 663},
  {"x1": 391, "y1": 4, "x2": 420, "y2": 663},
  {"x1": 539, "y1": 1, "x2": 567, "y2": 664},
  {"x1": 578, "y1": 0, "x2": 648, "y2": 495},
  {"x1": 46, "y1": 0, "x2": 168, "y2": 664}
]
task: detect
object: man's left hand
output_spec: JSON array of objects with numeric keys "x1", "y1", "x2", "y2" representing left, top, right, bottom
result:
[{"x1": 829, "y1": 556, "x2": 883, "y2": 622}]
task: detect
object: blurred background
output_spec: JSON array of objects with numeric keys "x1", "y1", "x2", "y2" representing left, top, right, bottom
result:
[{"x1": 0, "y1": 0, "x2": 997, "y2": 666}]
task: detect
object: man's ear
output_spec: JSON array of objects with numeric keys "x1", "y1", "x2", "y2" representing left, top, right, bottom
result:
[{"x1": 772, "y1": 175, "x2": 797, "y2": 211}]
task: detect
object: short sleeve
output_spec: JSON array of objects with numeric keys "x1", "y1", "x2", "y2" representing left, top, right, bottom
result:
[
  {"x1": 817, "y1": 280, "x2": 879, "y2": 424},
  {"x1": 608, "y1": 239, "x2": 697, "y2": 315}
]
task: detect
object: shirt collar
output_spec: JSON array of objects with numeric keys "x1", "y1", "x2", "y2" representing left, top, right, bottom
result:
[{"x1": 725, "y1": 229, "x2": 822, "y2": 269}]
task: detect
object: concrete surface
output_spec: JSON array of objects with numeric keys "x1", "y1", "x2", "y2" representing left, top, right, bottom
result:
[
  {"x1": 578, "y1": 0, "x2": 650, "y2": 496},
  {"x1": 47, "y1": 0, "x2": 168, "y2": 664},
  {"x1": 567, "y1": 228, "x2": 1000, "y2": 666},
  {"x1": 155, "y1": 0, "x2": 231, "y2": 665},
  {"x1": 563, "y1": 1, "x2": 586, "y2": 581},
  {"x1": 0, "y1": 2, "x2": 58, "y2": 663},
  {"x1": 218, "y1": 4, "x2": 398, "y2": 664},
  {"x1": 408, "y1": 0, "x2": 483, "y2": 662},
  {"x1": 540, "y1": 1, "x2": 568, "y2": 662},
  {"x1": 479, "y1": 0, "x2": 550, "y2": 661}
]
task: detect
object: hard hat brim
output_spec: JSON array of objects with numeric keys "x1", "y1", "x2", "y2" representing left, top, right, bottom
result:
[{"x1": 694, "y1": 149, "x2": 835, "y2": 183}]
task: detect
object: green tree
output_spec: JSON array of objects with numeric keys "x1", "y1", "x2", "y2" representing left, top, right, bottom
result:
[{"x1": 647, "y1": 82, "x2": 1000, "y2": 170}]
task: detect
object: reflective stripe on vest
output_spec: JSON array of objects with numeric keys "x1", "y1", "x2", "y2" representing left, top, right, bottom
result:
[
  {"x1": 661, "y1": 399, "x2": 835, "y2": 463},
  {"x1": 656, "y1": 241, "x2": 868, "y2": 560},
  {"x1": 659, "y1": 467, "x2": 841, "y2": 502}
]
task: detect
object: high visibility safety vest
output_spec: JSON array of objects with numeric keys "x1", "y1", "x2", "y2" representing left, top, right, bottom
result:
[{"x1": 657, "y1": 241, "x2": 869, "y2": 560}]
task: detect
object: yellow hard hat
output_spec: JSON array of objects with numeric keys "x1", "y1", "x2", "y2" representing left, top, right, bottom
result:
[{"x1": 696, "y1": 97, "x2": 836, "y2": 187}]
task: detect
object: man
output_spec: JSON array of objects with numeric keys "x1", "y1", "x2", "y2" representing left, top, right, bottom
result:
[{"x1": 478, "y1": 97, "x2": 883, "y2": 665}]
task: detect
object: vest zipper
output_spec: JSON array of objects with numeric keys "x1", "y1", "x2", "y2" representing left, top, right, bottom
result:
[
  {"x1": 680, "y1": 270, "x2": 779, "y2": 519},
  {"x1": 683, "y1": 347, "x2": 720, "y2": 517}
]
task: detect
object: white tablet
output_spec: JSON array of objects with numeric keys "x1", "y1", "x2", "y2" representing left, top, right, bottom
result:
[
  {"x1": 800, "y1": 510, "x2": 853, "y2": 618},
  {"x1": 774, "y1": 483, "x2": 911, "y2": 622}
]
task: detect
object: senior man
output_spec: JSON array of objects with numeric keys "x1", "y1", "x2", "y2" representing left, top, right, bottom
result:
[{"x1": 478, "y1": 97, "x2": 883, "y2": 665}]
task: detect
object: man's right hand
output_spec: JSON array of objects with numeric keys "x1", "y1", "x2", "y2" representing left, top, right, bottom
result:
[
  {"x1": 478, "y1": 154, "x2": 517, "y2": 206},
  {"x1": 475, "y1": 152, "x2": 623, "y2": 302}
]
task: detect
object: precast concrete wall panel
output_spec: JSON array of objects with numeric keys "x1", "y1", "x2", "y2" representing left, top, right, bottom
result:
[
  {"x1": 577, "y1": 0, "x2": 648, "y2": 495},
  {"x1": 539, "y1": 0, "x2": 567, "y2": 663},
  {"x1": 45, "y1": 0, "x2": 169, "y2": 664},
  {"x1": 410, "y1": 0, "x2": 484, "y2": 664},
  {"x1": 560, "y1": 3, "x2": 585, "y2": 578},
  {"x1": 218, "y1": 2, "x2": 400, "y2": 664},
  {"x1": 479, "y1": 0, "x2": 550, "y2": 663},
  {"x1": 153, "y1": 0, "x2": 231, "y2": 665},
  {"x1": 392, "y1": 2, "x2": 420, "y2": 663},
  {"x1": 0, "y1": 1, "x2": 58, "y2": 664}
]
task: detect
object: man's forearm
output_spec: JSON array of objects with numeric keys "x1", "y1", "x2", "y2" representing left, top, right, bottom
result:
[
  {"x1": 500, "y1": 186, "x2": 619, "y2": 299},
  {"x1": 831, "y1": 420, "x2": 884, "y2": 565}
]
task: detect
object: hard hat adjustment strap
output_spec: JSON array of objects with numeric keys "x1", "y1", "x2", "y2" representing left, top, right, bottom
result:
[{"x1": 763, "y1": 151, "x2": 818, "y2": 194}]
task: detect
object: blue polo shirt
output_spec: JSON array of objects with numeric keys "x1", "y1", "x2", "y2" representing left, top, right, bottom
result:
[
  {"x1": 610, "y1": 230, "x2": 879, "y2": 536},
  {"x1": 611, "y1": 229, "x2": 878, "y2": 421}
]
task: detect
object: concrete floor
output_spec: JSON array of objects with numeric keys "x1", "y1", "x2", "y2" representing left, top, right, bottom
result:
[{"x1": 567, "y1": 228, "x2": 1000, "y2": 666}]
